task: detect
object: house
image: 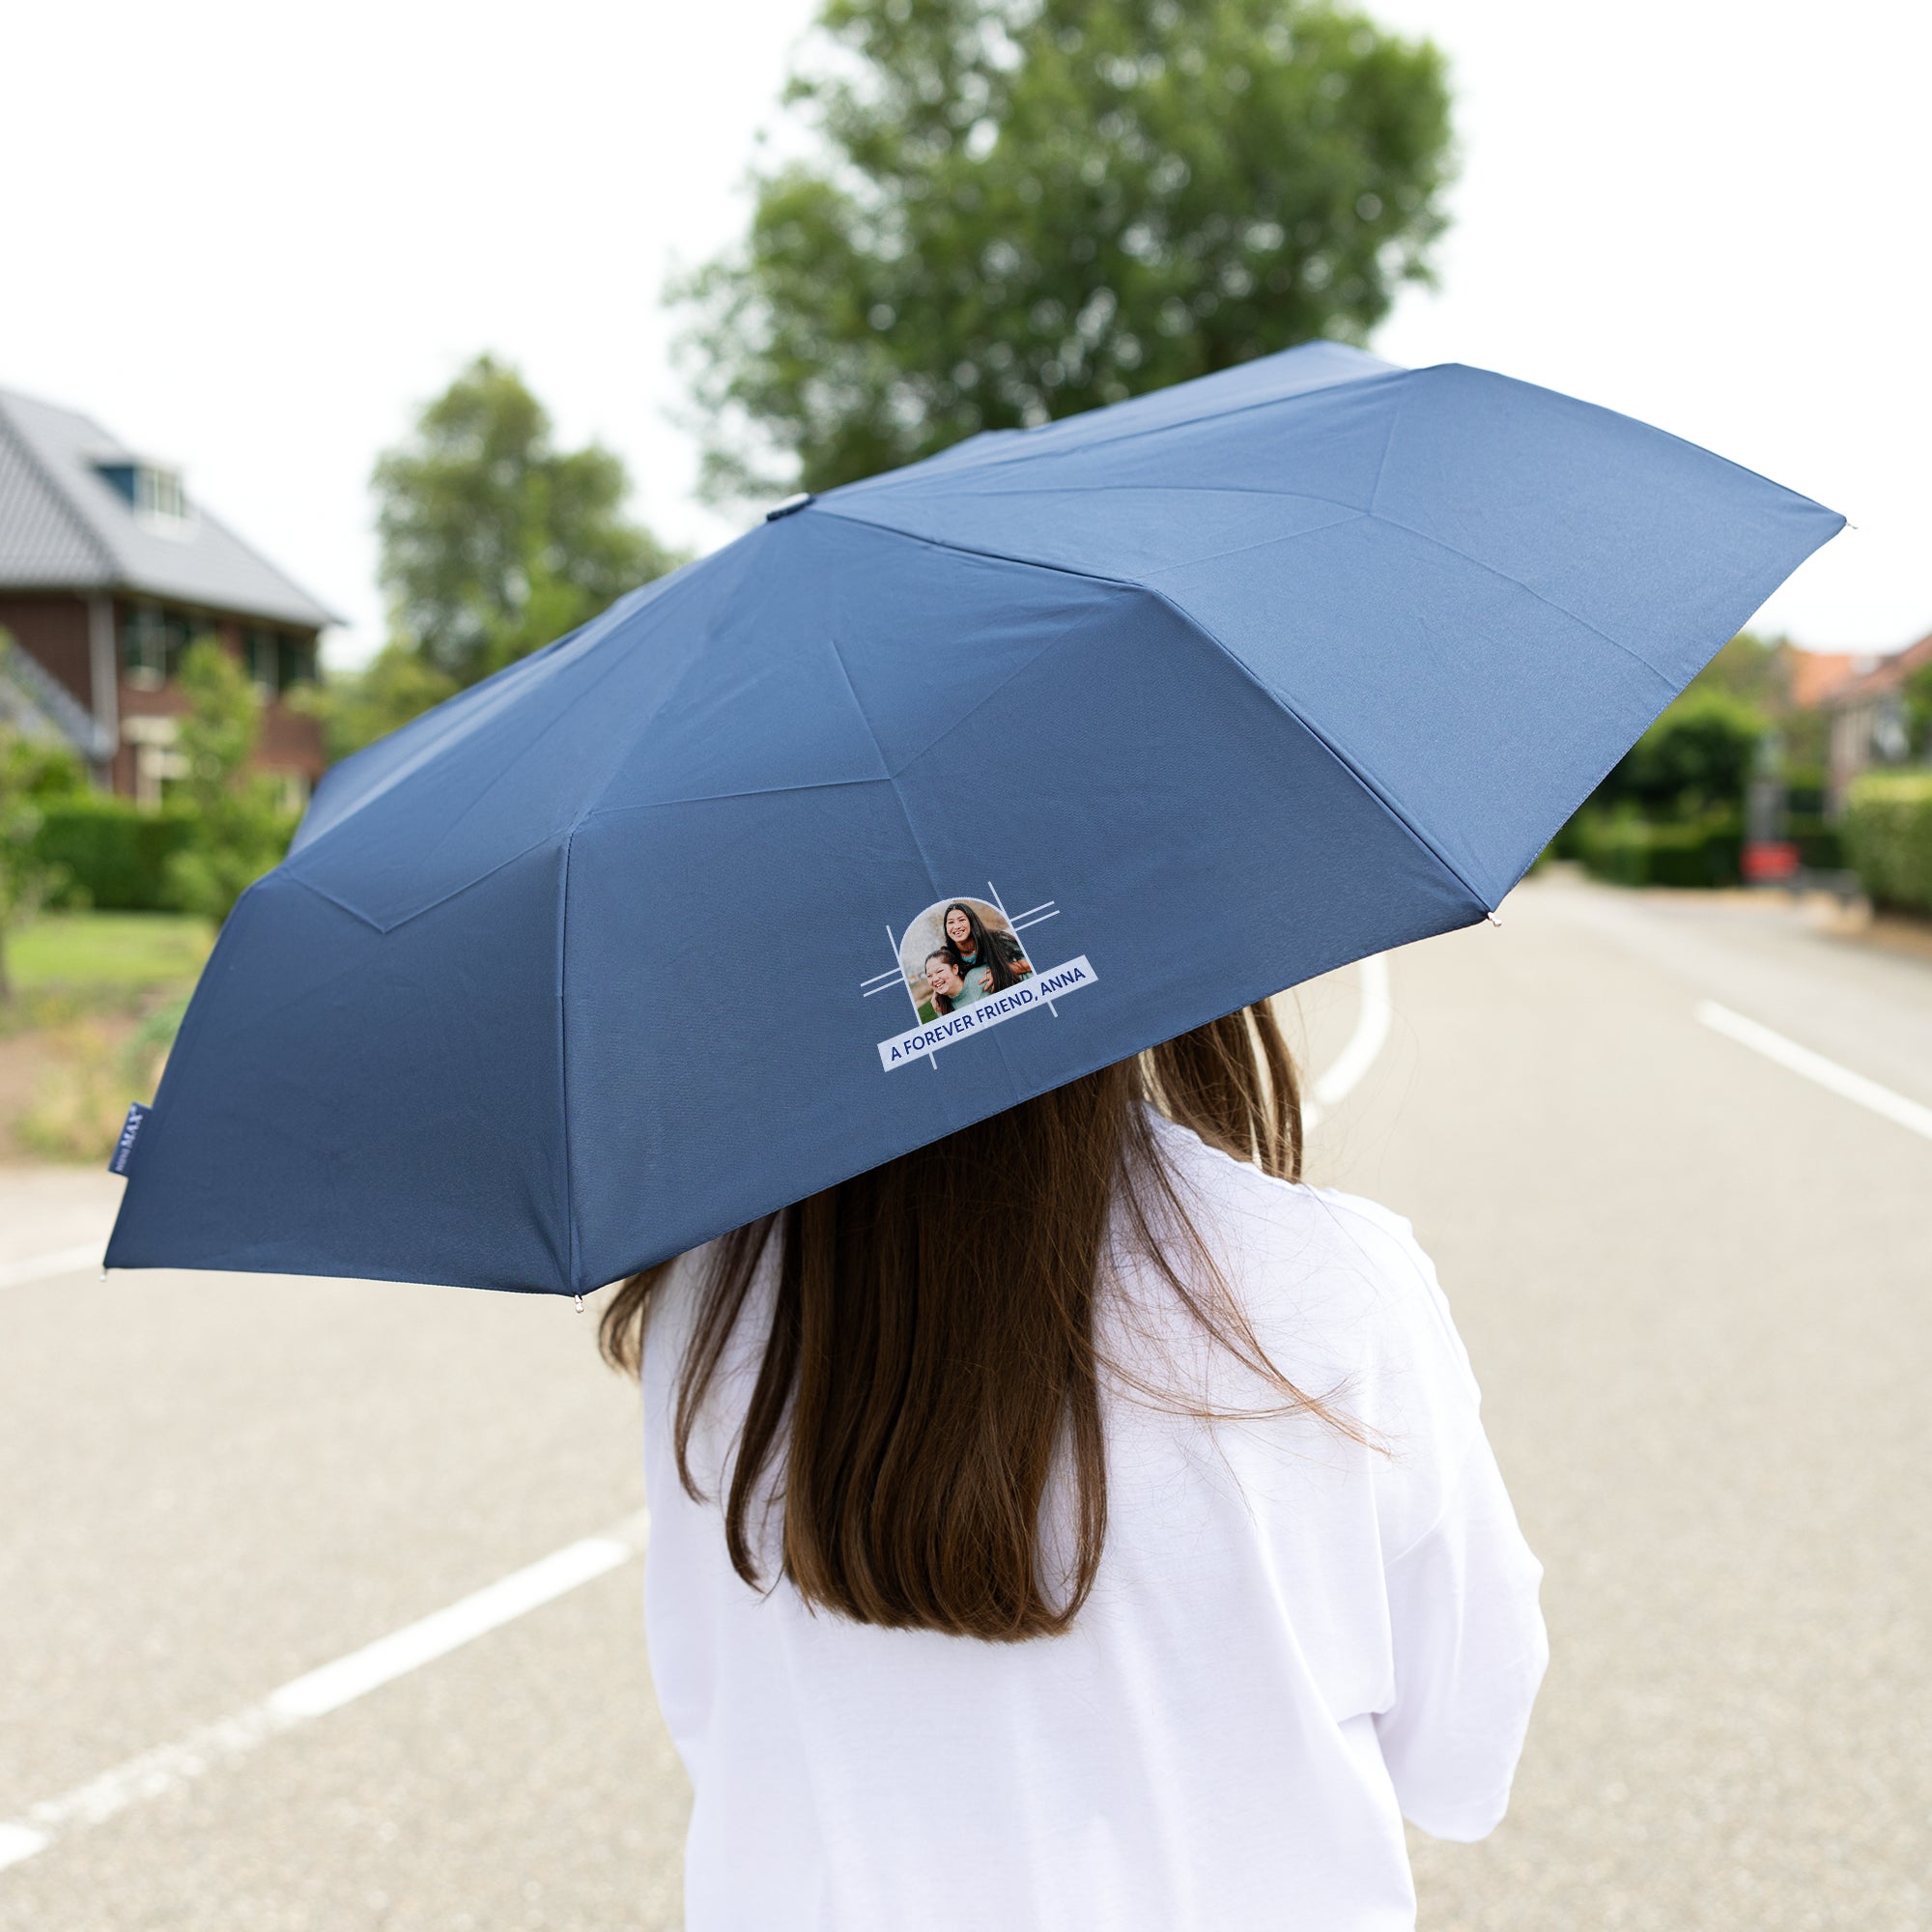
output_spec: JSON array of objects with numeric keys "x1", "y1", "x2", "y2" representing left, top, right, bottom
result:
[
  {"x1": 0, "y1": 385, "x2": 340, "y2": 807},
  {"x1": 1783, "y1": 644, "x2": 1867, "y2": 713},
  {"x1": 1822, "y1": 629, "x2": 1932, "y2": 810}
]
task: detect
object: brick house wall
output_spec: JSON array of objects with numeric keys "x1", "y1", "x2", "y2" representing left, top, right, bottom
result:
[
  {"x1": 0, "y1": 592, "x2": 92, "y2": 707},
  {"x1": 0, "y1": 589, "x2": 326, "y2": 803}
]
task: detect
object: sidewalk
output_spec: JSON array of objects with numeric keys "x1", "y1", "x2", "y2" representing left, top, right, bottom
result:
[{"x1": 0, "y1": 1166, "x2": 121, "y2": 1269}]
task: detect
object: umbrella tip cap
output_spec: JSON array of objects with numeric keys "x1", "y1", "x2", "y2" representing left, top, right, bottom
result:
[{"x1": 765, "y1": 492, "x2": 815, "y2": 521}]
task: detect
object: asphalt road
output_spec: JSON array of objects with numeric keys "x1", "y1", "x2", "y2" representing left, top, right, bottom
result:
[{"x1": 2, "y1": 873, "x2": 1927, "y2": 1930}]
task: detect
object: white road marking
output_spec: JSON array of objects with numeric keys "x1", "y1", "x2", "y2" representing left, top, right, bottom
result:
[
  {"x1": 1696, "y1": 1000, "x2": 1932, "y2": 1142},
  {"x1": 0, "y1": 1243, "x2": 102, "y2": 1291},
  {"x1": 0, "y1": 1518, "x2": 645, "y2": 1877},
  {"x1": 0, "y1": 1828, "x2": 46, "y2": 1868},
  {"x1": 1303, "y1": 952, "x2": 1393, "y2": 1131}
]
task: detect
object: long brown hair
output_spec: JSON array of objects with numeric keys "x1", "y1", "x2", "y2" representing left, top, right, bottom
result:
[
  {"x1": 601, "y1": 1001, "x2": 1358, "y2": 1643},
  {"x1": 941, "y1": 899, "x2": 1027, "y2": 992}
]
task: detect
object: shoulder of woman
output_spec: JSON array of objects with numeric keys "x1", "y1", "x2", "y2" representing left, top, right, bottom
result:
[
  {"x1": 1301, "y1": 1191, "x2": 1474, "y2": 1382},
  {"x1": 1146, "y1": 1112, "x2": 1474, "y2": 1388}
]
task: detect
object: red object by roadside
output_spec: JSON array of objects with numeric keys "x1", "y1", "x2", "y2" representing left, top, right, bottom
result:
[{"x1": 1743, "y1": 840, "x2": 1800, "y2": 882}]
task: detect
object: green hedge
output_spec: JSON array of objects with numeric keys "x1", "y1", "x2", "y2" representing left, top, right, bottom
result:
[
  {"x1": 1787, "y1": 815, "x2": 1843, "y2": 872},
  {"x1": 1570, "y1": 810, "x2": 1744, "y2": 888},
  {"x1": 1842, "y1": 772, "x2": 1932, "y2": 914},
  {"x1": 34, "y1": 798, "x2": 198, "y2": 912}
]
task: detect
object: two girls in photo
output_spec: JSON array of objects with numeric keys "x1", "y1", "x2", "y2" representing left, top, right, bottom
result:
[{"x1": 924, "y1": 901, "x2": 1033, "y2": 1016}]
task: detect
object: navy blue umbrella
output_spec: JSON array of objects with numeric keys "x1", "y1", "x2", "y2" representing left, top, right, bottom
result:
[{"x1": 107, "y1": 345, "x2": 1840, "y2": 1293}]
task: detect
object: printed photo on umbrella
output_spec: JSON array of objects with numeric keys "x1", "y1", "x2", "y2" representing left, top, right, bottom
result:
[{"x1": 900, "y1": 897, "x2": 1036, "y2": 1021}]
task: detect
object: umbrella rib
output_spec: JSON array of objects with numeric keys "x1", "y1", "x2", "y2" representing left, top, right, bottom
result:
[
  {"x1": 283, "y1": 836, "x2": 565, "y2": 936},
  {"x1": 824, "y1": 634, "x2": 1032, "y2": 1096},
  {"x1": 810, "y1": 508, "x2": 1493, "y2": 916},
  {"x1": 1356, "y1": 376, "x2": 1753, "y2": 688},
  {"x1": 838, "y1": 505, "x2": 1371, "y2": 587},
  {"x1": 897, "y1": 482, "x2": 1365, "y2": 509},
  {"x1": 1363, "y1": 384, "x2": 1404, "y2": 521},
  {"x1": 1357, "y1": 512, "x2": 1680, "y2": 688},
  {"x1": 557, "y1": 823, "x2": 582, "y2": 1293},
  {"x1": 296, "y1": 564, "x2": 696, "y2": 856},
  {"x1": 1140, "y1": 589, "x2": 1494, "y2": 916},
  {"x1": 1135, "y1": 508, "x2": 1367, "y2": 577},
  {"x1": 879, "y1": 594, "x2": 1134, "y2": 779},
  {"x1": 821, "y1": 630, "x2": 947, "y2": 923},
  {"x1": 582, "y1": 775, "x2": 895, "y2": 815}
]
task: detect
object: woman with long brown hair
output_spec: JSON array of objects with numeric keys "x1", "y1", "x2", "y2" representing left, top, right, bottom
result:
[
  {"x1": 602, "y1": 1004, "x2": 1545, "y2": 1930},
  {"x1": 939, "y1": 897, "x2": 1032, "y2": 994}
]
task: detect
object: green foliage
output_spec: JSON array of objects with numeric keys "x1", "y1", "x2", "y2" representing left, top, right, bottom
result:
[
  {"x1": 679, "y1": 0, "x2": 1455, "y2": 496},
  {"x1": 1902, "y1": 661, "x2": 1932, "y2": 758},
  {"x1": 294, "y1": 642, "x2": 461, "y2": 762},
  {"x1": 34, "y1": 798, "x2": 198, "y2": 911},
  {"x1": 1688, "y1": 630, "x2": 1832, "y2": 769},
  {"x1": 1786, "y1": 815, "x2": 1842, "y2": 871},
  {"x1": 0, "y1": 716, "x2": 86, "y2": 1002},
  {"x1": 373, "y1": 355, "x2": 685, "y2": 688},
  {"x1": 172, "y1": 637, "x2": 262, "y2": 810},
  {"x1": 8, "y1": 923, "x2": 202, "y2": 1161},
  {"x1": 1556, "y1": 633, "x2": 1861, "y2": 891},
  {"x1": 1841, "y1": 772, "x2": 1932, "y2": 914},
  {"x1": 1569, "y1": 808, "x2": 1744, "y2": 890},
  {"x1": 8, "y1": 913, "x2": 211, "y2": 995},
  {"x1": 16, "y1": 1018, "x2": 129, "y2": 1160},
  {"x1": 1594, "y1": 688, "x2": 1767, "y2": 818},
  {"x1": 1689, "y1": 631, "x2": 1788, "y2": 714},
  {"x1": 162, "y1": 639, "x2": 297, "y2": 923}
]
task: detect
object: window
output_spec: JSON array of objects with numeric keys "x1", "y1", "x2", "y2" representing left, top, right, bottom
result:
[
  {"x1": 122, "y1": 606, "x2": 169, "y2": 688},
  {"x1": 94, "y1": 458, "x2": 191, "y2": 530},
  {"x1": 135, "y1": 466, "x2": 188, "y2": 523},
  {"x1": 275, "y1": 637, "x2": 314, "y2": 691},
  {"x1": 241, "y1": 632, "x2": 315, "y2": 697},
  {"x1": 245, "y1": 629, "x2": 279, "y2": 696},
  {"x1": 120, "y1": 606, "x2": 205, "y2": 687}
]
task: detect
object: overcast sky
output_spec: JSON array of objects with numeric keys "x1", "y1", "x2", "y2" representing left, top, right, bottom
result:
[{"x1": 5, "y1": 0, "x2": 1925, "y2": 668}]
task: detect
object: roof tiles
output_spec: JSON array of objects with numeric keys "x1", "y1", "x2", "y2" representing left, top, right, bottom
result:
[{"x1": 0, "y1": 386, "x2": 340, "y2": 630}]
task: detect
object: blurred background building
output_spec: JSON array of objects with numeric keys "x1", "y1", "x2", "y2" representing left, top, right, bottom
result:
[{"x1": 0, "y1": 386, "x2": 335, "y2": 809}]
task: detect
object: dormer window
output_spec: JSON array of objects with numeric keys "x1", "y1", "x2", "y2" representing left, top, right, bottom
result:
[
  {"x1": 136, "y1": 465, "x2": 187, "y2": 522},
  {"x1": 94, "y1": 458, "x2": 192, "y2": 531}
]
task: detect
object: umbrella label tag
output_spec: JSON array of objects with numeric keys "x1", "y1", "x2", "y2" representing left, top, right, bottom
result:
[
  {"x1": 108, "y1": 1102, "x2": 151, "y2": 1177},
  {"x1": 878, "y1": 957, "x2": 1097, "y2": 1070}
]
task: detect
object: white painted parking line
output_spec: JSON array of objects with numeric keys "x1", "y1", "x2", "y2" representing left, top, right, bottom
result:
[
  {"x1": 0, "y1": 1243, "x2": 102, "y2": 1291},
  {"x1": 1303, "y1": 952, "x2": 1392, "y2": 1131},
  {"x1": 270, "y1": 1534, "x2": 634, "y2": 1718},
  {"x1": 0, "y1": 1517, "x2": 645, "y2": 1877},
  {"x1": 1696, "y1": 1000, "x2": 1932, "y2": 1143}
]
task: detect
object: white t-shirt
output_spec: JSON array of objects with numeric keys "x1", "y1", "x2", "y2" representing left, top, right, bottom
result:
[{"x1": 639, "y1": 1111, "x2": 1548, "y2": 1931}]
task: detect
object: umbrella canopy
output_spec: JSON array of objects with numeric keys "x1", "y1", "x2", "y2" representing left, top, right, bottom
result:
[{"x1": 107, "y1": 344, "x2": 1841, "y2": 1293}]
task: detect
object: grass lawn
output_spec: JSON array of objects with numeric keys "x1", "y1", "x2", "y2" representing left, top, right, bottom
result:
[{"x1": 8, "y1": 911, "x2": 213, "y2": 999}]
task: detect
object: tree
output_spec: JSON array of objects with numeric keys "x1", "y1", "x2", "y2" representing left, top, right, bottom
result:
[
  {"x1": 163, "y1": 639, "x2": 295, "y2": 924},
  {"x1": 1903, "y1": 659, "x2": 1932, "y2": 760},
  {"x1": 678, "y1": 0, "x2": 1455, "y2": 496},
  {"x1": 1597, "y1": 688, "x2": 1767, "y2": 819},
  {"x1": 1670, "y1": 630, "x2": 1833, "y2": 774},
  {"x1": 294, "y1": 642, "x2": 460, "y2": 765},
  {"x1": 1689, "y1": 631, "x2": 1786, "y2": 714},
  {"x1": 0, "y1": 718, "x2": 83, "y2": 1005},
  {"x1": 373, "y1": 355, "x2": 685, "y2": 689}
]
